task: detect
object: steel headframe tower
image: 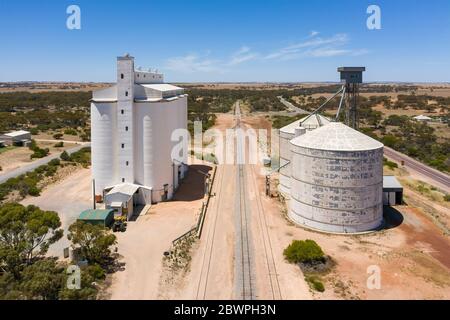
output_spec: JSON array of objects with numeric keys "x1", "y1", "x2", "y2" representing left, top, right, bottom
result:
[
  {"x1": 337, "y1": 67, "x2": 366, "y2": 129},
  {"x1": 296, "y1": 67, "x2": 366, "y2": 131}
]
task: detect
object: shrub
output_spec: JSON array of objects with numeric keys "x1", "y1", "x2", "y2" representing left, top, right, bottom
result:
[
  {"x1": 53, "y1": 133, "x2": 63, "y2": 140},
  {"x1": 60, "y1": 151, "x2": 70, "y2": 161},
  {"x1": 283, "y1": 240, "x2": 325, "y2": 264},
  {"x1": 49, "y1": 159, "x2": 60, "y2": 167},
  {"x1": 383, "y1": 158, "x2": 398, "y2": 170},
  {"x1": 444, "y1": 194, "x2": 450, "y2": 202},
  {"x1": 54, "y1": 142, "x2": 64, "y2": 148},
  {"x1": 29, "y1": 128, "x2": 39, "y2": 135},
  {"x1": 64, "y1": 128, "x2": 78, "y2": 136},
  {"x1": 305, "y1": 275, "x2": 325, "y2": 292},
  {"x1": 30, "y1": 147, "x2": 49, "y2": 159},
  {"x1": 69, "y1": 147, "x2": 91, "y2": 166}
]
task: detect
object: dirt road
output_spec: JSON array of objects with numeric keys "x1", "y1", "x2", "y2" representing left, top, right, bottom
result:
[{"x1": 21, "y1": 168, "x2": 92, "y2": 257}]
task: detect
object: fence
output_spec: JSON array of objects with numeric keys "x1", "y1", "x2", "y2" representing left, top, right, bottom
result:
[{"x1": 172, "y1": 166, "x2": 218, "y2": 246}]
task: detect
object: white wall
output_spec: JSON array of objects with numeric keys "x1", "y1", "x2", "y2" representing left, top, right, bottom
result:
[
  {"x1": 134, "y1": 96, "x2": 187, "y2": 202},
  {"x1": 91, "y1": 102, "x2": 118, "y2": 193},
  {"x1": 117, "y1": 57, "x2": 135, "y2": 184},
  {"x1": 289, "y1": 146, "x2": 384, "y2": 233}
]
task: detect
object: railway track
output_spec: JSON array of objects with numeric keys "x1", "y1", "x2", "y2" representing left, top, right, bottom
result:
[
  {"x1": 248, "y1": 164, "x2": 282, "y2": 300},
  {"x1": 235, "y1": 163, "x2": 255, "y2": 300},
  {"x1": 196, "y1": 100, "x2": 281, "y2": 300}
]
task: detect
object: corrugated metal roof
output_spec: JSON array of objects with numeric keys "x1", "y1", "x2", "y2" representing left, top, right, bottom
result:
[
  {"x1": 413, "y1": 115, "x2": 432, "y2": 121},
  {"x1": 78, "y1": 209, "x2": 114, "y2": 220},
  {"x1": 140, "y1": 83, "x2": 183, "y2": 92},
  {"x1": 383, "y1": 176, "x2": 403, "y2": 189},
  {"x1": 3, "y1": 130, "x2": 30, "y2": 137},
  {"x1": 290, "y1": 122, "x2": 384, "y2": 151},
  {"x1": 107, "y1": 183, "x2": 140, "y2": 196},
  {"x1": 280, "y1": 115, "x2": 331, "y2": 134}
]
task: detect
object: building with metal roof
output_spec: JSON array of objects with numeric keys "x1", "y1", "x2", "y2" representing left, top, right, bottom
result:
[
  {"x1": 90, "y1": 55, "x2": 188, "y2": 206},
  {"x1": 78, "y1": 209, "x2": 115, "y2": 228},
  {"x1": 0, "y1": 130, "x2": 31, "y2": 146},
  {"x1": 413, "y1": 115, "x2": 432, "y2": 122},
  {"x1": 383, "y1": 176, "x2": 403, "y2": 206}
]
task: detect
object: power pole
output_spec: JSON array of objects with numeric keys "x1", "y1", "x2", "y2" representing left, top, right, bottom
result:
[
  {"x1": 265, "y1": 175, "x2": 270, "y2": 197},
  {"x1": 92, "y1": 179, "x2": 96, "y2": 210}
]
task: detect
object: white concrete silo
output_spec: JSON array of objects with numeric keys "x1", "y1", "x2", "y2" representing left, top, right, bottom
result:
[
  {"x1": 278, "y1": 115, "x2": 330, "y2": 197},
  {"x1": 289, "y1": 122, "x2": 384, "y2": 233},
  {"x1": 91, "y1": 102, "x2": 118, "y2": 192},
  {"x1": 91, "y1": 55, "x2": 187, "y2": 205}
]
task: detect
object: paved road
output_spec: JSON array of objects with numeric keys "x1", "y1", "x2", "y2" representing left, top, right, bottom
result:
[
  {"x1": 0, "y1": 142, "x2": 91, "y2": 184},
  {"x1": 384, "y1": 146, "x2": 450, "y2": 192},
  {"x1": 277, "y1": 96, "x2": 310, "y2": 115}
]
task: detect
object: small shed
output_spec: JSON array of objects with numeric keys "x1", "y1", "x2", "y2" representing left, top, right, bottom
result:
[
  {"x1": 78, "y1": 209, "x2": 115, "y2": 228},
  {"x1": 413, "y1": 115, "x2": 432, "y2": 122},
  {"x1": 104, "y1": 183, "x2": 140, "y2": 220},
  {"x1": 383, "y1": 176, "x2": 403, "y2": 206},
  {"x1": 0, "y1": 130, "x2": 31, "y2": 146}
]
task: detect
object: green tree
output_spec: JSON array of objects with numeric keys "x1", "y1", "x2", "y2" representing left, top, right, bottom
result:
[
  {"x1": 67, "y1": 221, "x2": 117, "y2": 267},
  {"x1": 59, "y1": 265, "x2": 103, "y2": 300},
  {"x1": 283, "y1": 240, "x2": 325, "y2": 264},
  {"x1": 0, "y1": 203, "x2": 63, "y2": 279},
  {"x1": 60, "y1": 150, "x2": 70, "y2": 161},
  {"x1": 18, "y1": 258, "x2": 64, "y2": 300}
]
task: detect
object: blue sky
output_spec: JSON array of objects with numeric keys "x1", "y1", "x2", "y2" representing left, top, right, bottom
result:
[{"x1": 0, "y1": 0, "x2": 449, "y2": 82}]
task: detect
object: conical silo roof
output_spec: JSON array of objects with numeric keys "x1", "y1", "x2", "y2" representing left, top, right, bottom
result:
[
  {"x1": 290, "y1": 122, "x2": 384, "y2": 151},
  {"x1": 279, "y1": 114, "x2": 331, "y2": 134}
]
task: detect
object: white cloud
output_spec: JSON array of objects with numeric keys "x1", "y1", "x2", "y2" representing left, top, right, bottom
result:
[
  {"x1": 264, "y1": 33, "x2": 351, "y2": 60},
  {"x1": 165, "y1": 54, "x2": 223, "y2": 73},
  {"x1": 228, "y1": 46, "x2": 258, "y2": 66},
  {"x1": 309, "y1": 30, "x2": 320, "y2": 37},
  {"x1": 165, "y1": 33, "x2": 368, "y2": 74}
]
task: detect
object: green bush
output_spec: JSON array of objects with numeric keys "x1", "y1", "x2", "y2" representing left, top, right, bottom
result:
[
  {"x1": 29, "y1": 128, "x2": 39, "y2": 135},
  {"x1": 383, "y1": 158, "x2": 398, "y2": 170},
  {"x1": 30, "y1": 147, "x2": 49, "y2": 159},
  {"x1": 305, "y1": 275, "x2": 325, "y2": 292},
  {"x1": 28, "y1": 139, "x2": 49, "y2": 159},
  {"x1": 69, "y1": 147, "x2": 91, "y2": 166},
  {"x1": 444, "y1": 194, "x2": 450, "y2": 202},
  {"x1": 283, "y1": 240, "x2": 325, "y2": 264},
  {"x1": 60, "y1": 151, "x2": 70, "y2": 161},
  {"x1": 53, "y1": 133, "x2": 63, "y2": 140},
  {"x1": 64, "y1": 128, "x2": 78, "y2": 136},
  {"x1": 54, "y1": 142, "x2": 64, "y2": 148},
  {"x1": 49, "y1": 159, "x2": 60, "y2": 166}
]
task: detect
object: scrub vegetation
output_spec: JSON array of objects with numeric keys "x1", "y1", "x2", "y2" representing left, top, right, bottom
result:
[
  {"x1": 284, "y1": 240, "x2": 333, "y2": 293},
  {"x1": 0, "y1": 203, "x2": 117, "y2": 300},
  {"x1": 0, "y1": 148, "x2": 91, "y2": 203},
  {"x1": 0, "y1": 91, "x2": 91, "y2": 135}
]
